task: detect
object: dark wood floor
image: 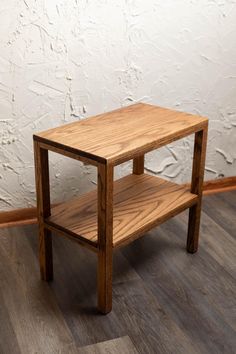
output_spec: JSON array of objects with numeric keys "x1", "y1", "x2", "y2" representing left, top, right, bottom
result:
[{"x1": 0, "y1": 191, "x2": 235, "y2": 354}]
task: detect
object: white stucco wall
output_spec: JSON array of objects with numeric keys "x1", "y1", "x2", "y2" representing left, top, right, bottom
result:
[{"x1": 0, "y1": 0, "x2": 236, "y2": 211}]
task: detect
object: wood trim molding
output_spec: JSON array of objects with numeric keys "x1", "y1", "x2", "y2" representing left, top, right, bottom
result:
[
  {"x1": 183, "y1": 176, "x2": 236, "y2": 196},
  {"x1": 0, "y1": 176, "x2": 236, "y2": 229},
  {"x1": 201, "y1": 176, "x2": 236, "y2": 195},
  {"x1": 0, "y1": 207, "x2": 38, "y2": 229}
]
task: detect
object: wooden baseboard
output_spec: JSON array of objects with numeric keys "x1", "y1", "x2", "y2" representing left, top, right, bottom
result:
[
  {"x1": 0, "y1": 207, "x2": 38, "y2": 229},
  {"x1": 201, "y1": 176, "x2": 236, "y2": 195},
  {"x1": 1, "y1": 176, "x2": 236, "y2": 229}
]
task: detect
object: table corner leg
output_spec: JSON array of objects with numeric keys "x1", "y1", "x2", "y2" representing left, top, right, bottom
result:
[
  {"x1": 133, "y1": 155, "x2": 145, "y2": 175},
  {"x1": 187, "y1": 127, "x2": 208, "y2": 253},
  {"x1": 97, "y1": 162, "x2": 113, "y2": 314},
  {"x1": 34, "y1": 140, "x2": 53, "y2": 281}
]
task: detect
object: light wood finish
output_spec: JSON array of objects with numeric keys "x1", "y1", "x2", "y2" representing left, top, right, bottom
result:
[
  {"x1": 45, "y1": 221, "x2": 98, "y2": 253},
  {"x1": 1, "y1": 191, "x2": 236, "y2": 353},
  {"x1": 39, "y1": 141, "x2": 99, "y2": 167},
  {"x1": 33, "y1": 102, "x2": 208, "y2": 313},
  {"x1": 34, "y1": 103, "x2": 207, "y2": 166},
  {"x1": 45, "y1": 174, "x2": 197, "y2": 249},
  {"x1": 2, "y1": 176, "x2": 235, "y2": 229},
  {"x1": 97, "y1": 163, "x2": 114, "y2": 314},
  {"x1": 187, "y1": 128, "x2": 208, "y2": 253},
  {"x1": 34, "y1": 141, "x2": 53, "y2": 281}
]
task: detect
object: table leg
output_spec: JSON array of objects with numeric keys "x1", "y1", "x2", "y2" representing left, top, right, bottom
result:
[
  {"x1": 187, "y1": 126, "x2": 208, "y2": 253},
  {"x1": 34, "y1": 140, "x2": 53, "y2": 281},
  {"x1": 133, "y1": 155, "x2": 144, "y2": 175},
  {"x1": 97, "y1": 163, "x2": 113, "y2": 314}
]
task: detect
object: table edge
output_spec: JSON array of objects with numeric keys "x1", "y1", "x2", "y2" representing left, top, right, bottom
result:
[{"x1": 33, "y1": 119, "x2": 208, "y2": 166}]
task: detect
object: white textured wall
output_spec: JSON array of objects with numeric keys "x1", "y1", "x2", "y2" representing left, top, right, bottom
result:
[{"x1": 0, "y1": 0, "x2": 236, "y2": 211}]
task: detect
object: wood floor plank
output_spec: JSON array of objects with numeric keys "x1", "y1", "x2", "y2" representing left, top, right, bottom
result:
[
  {"x1": 27, "y1": 227, "x2": 200, "y2": 353},
  {"x1": 28, "y1": 231, "x2": 135, "y2": 347},
  {"x1": 202, "y1": 193, "x2": 236, "y2": 242},
  {"x1": 0, "y1": 226, "x2": 78, "y2": 354},
  {"x1": 78, "y1": 336, "x2": 138, "y2": 354},
  {"x1": 121, "y1": 213, "x2": 236, "y2": 353},
  {"x1": 0, "y1": 192, "x2": 235, "y2": 353},
  {"x1": 0, "y1": 290, "x2": 21, "y2": 354},
  {"x1": 178, "y1": 207, "x2": 236, "y2": 279},
  {"x1": 217, "y1": 190, "x2": 236, "y2": 211},
  {"x1": 161, "y1": 218, "x2": 236, "y2": 334},
  {"x1": 112, "y1": 278, "x2": 202, "y2": 354}
]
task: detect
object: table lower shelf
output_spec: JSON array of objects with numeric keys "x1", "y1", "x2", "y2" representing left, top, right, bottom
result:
[{"x1": 45, "y1": 173, "x2": 198, "y2": 251}]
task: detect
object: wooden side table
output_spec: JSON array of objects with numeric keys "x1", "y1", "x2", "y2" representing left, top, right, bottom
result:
[{"x1": 33, "y1": 103, "x2": 208, "y2": 314}]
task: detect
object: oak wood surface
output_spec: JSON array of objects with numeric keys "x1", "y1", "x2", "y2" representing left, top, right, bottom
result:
[
  {"x1": 46, "y1": 174, "x2": 197, "y2": 249},
  {"x1": 1, "y1": 176, "x2": 235, "y2": 229},
  {"x1": 39, "y1": 141, "x2": 100, "y2": 167},
  {"x1": 33, "y1": 103, "x2": 208, "y2": 165},
  {"x1": 32, "y1": 103, "x2": 208, "y2": 316}
]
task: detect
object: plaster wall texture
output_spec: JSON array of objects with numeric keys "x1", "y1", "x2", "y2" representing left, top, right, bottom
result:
[{"x1": 0, "y1": 0, "x2": 236, "y2": 211}]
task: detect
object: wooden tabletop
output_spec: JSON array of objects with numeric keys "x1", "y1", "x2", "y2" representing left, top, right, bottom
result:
[{"x1": 33, "y1": 103, "x2": 208, "y2": 165}]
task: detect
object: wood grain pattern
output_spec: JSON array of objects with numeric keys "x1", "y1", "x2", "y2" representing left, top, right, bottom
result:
[
  {"x1": 0, "y1": 290, "x2": 21, "y2": 354},
  {"x1": 112, "y1": 278, "x2": 202, "y2": 354},
  {"x1": 1, "y1": 191, "x2": 235, "y2": 353},
  {"x1": 122, "y1": 213, "x2": 236, "y2": 354},
  {"x1": 2, "y1": 176, "x2": 235, "y2": 230},
  {"x1": 33, "y1": 103, "x2": 208, "y2": 165},
  {"x1": 187, "y1": 127, "x2": 208, "y2": 253},
  {"x1": 44, "y1": 221, "x2": 98, "y2": 253},
  {"x1": 202, "y1": 192, "x2": 236, "y2": 243},
  {"x1": 34, "y1": 141, "x2": 53, "y2": 281},
  {"x1": 32, "y1": 102, "x2": 208, "y2": 315},
  {"x1": 45, "y1": 174, "x2": 197, "y2": 249},
  {"x1": 97, "y1": 163, "x2": 113, "y2": 314},
  {"x1": 39, "y1": 141, "x2": 99, "y2": 167},
  {"x1": 47, "y1": 231, "x2": 130, "y2": 347}
]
